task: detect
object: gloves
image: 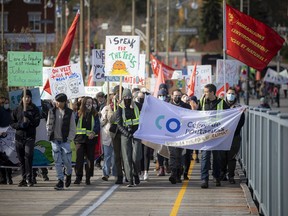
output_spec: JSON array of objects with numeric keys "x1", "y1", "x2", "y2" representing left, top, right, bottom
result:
[{"x1": 20, "y1": 122, "x2": 29, "y2": 129}]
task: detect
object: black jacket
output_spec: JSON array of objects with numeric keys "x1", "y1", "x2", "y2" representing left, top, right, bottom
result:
[{"x1": 10, "y1": 103, "x2": 40, "y2": 140}]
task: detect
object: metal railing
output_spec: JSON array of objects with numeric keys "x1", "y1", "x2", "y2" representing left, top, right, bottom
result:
[{"x1": 240, "y1": 107, "x2": 288, "y2": 216}]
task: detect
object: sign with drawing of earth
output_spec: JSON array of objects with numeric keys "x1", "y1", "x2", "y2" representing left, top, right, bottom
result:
[{"x1": 105, "y1": 36, "x2": 140, "y2": 77}]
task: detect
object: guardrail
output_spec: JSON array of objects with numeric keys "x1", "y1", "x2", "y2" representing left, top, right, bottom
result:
[{"x1": 240, "y1": 107, "x2": 288, "y2": 216}]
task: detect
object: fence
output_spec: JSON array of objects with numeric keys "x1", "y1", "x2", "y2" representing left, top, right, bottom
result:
[{"x1": 240, "y1": 107, "x2": 288, "y2": 216}]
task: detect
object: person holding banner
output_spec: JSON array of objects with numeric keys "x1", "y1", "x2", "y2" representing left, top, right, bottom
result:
[
  {"x1": 116, "y1": 88, "x2": 142, "y2": 187},
  {"x1": 10, "y1": 89, "x2": 41, "y2": 187},
  {"x1": 74, "y1": 97, "x2": 100, "y2": 185},
  {"x1": 46, "y1": 93, "x2": 76, "y2": 190},
  {"x1": 220, "y1": 87, "x2": 245, "y2": 184},
  {"x1": 168, "y1": 89, "x2": 191, "y2": 184},
  {"x1": 198, "y1": 84, "x2": 229, "y2": 189}
]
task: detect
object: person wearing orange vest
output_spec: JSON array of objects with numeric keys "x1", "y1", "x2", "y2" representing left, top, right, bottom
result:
[{"x1": 74, "y1": 96, "x2": 100, "y2": 185}]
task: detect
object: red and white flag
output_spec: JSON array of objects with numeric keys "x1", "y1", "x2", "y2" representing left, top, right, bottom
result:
[
  {"x1": 43, "y1": 11, "x2": 80, "y2": 94},
  {"x1": 187, "y1": 63, "x2": 197, "y2": 97},
  {"x1": 226, "y1": 4, "x2": 284, "y2": 71},
  {"x1": 153, "y1": 63, "x2": 165, "y2": 97},
  {"x1": 150, "y1": 54, "x2": 175, "y2": 79}
]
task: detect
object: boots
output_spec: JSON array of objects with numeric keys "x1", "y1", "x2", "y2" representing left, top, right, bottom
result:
[{"x1": 157, "y1": 166, "x2": 165, "y2": 176}]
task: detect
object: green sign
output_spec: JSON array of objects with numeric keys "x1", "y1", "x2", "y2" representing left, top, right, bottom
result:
[{"x1": 7, "y1": 51, "x2": 43, "y2": 87}]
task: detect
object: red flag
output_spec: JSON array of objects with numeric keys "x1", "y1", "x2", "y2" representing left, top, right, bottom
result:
[
  {"x1": 216, "y1": 83, "x2": 230, "y2": 98},
  {"x1": 43, "y1": 12, "x2": 80, "y2": 94},
  {"x1": 153, "y1": 63, "x2": 165, "y2": 97},
  {"x1": 187, "y1": 63, "x2": 197, "y2": 97},
  {"x1": 150, "y1": 54, "x2": 175, "y2": 79},
  {"x1": 226, "y1": 4, "x2": 285, "y2": 71},
  {"x1": 87, "y1": 67, "x2": 96, "y2": 86}
]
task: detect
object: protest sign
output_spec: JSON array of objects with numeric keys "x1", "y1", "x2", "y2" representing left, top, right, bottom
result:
[
  {"x1": 7, "y1": 51, "x2": 43, "y2": 87},
  {"x1": 105, "y1": 36, "x2": 140, "y2": 76},
  {"x1": 48, "y1": 63, "x2": 85, "y2": 99}
]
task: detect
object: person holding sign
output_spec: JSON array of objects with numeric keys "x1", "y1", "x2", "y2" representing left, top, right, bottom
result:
[
  {"x1": 74, "y1": 97, "x2": 100, "y2": 185},
  {"x1": 10, "y1": 89, "x2": 41, "y2": 187},
  {"x1": 46, "y1": 93, "x2": 76, "y2": 190}
]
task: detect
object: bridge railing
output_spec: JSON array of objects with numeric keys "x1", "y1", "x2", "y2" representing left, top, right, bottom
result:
[{"x1": 240, "y1": 107, "x2": 288, "y2": 216}]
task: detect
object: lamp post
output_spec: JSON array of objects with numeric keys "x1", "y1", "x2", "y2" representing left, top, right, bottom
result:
[
  {"x1": 145, "y1": 0, "x2": 150, "y2": 77},
  {"x1": 166, "y1": 0, "x2": 170, "y2": 64},
  {"x1": 80, "y1": 0, "x2": 85, "y2": 82}
]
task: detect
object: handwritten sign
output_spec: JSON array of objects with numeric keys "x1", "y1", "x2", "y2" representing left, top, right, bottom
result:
[
  {"x1": 91, "y1": 49, "x2": 105, "y2": 82},
  {"x1": 48, "y1": 63, "x2": 85, "y2": 100},
  {"x1": 84, "y1": 86, "x2": 103, "y2": 98},
  {"x1": 105, "y1": 36, "x2": 140, "y2": 76},
  {"x1": 216, "y1": 60, "x2": 241, "y2": 86},
  {"x1": 7, "y1": 51, "x2": 43, "y2": 87}
]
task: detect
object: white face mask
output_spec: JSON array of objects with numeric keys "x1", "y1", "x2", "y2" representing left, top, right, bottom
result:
[
  {"x1": 3, "y1": 104, "x2": 9, "y2": 110},
  {"x1": 226, "y1": 93, "x2": 235, "y2": 102},
  {"x1": 86, "y1": 104, "x2": 92, "y2": 110},
  {"x1": 158, "y1": 96, "x2": 166, "y2": 101}
]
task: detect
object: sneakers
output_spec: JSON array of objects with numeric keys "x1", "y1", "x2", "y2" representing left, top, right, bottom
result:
[
  {"x1": 18, "y1": 179, "x2": 27, "y2": 187},
  {"x1": 215, "y1": 178, "x2": 221, "y2": 187},
  {"x1": 32, "y1": 178, "x2": 37, "y2": 185},
  {"x1": 115, "y1": 176, "x2": 123, "y2": 184},
  {"x1": 86, "y1": 177, "x2": 91, "y2": 185},
  {"x1": 102, "y1": 176, "x2": 109, "y2": 181},
  {"x1": 7, "y1": 178, "x2": 13, "y2": 185},
  {"x1": 54, "y1": 180, "x2": 64, "y2": 190},
  {"x1": 65, "y1": 174, "x2": 72, "y2": 188},
  {"x1": 127, "y1": 180, "x2": 135, "y2": 187},
  {"x1": 195, "y1": 158, "x2": 200, "y2": 163},
  {"x1": 134, "y1": 175, "x2": 140, "y2": 185},
  {"x1": 201, "y1": 180, "x2": 209, "y2": 189},
  {"x1": 183, "y1": 174, "x2": 189, "y2": 180},
  {"x1": 42, "y1": 174, "x2": 49, "y2": 181},
  {"x1": 74, "y1": 177, "x2": 82, "y2": 185},
  {"x1": 169, "y1": 175, "x2": 177, "y2": 184},
  {"x1": 229, "y1": 177, "x2": 236, "y2": 184},
  {"x1": 27, "y1": 180, "x2": 34, "y2": 187},
  {"x1": 157, "y1": 166, "x2": 165, "y2": 176},
  {"x1": 143, "y1": 172, "x2": 149, "y2": 181}
]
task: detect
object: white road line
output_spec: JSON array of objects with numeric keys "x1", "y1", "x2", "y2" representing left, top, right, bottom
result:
[{"x1": 80, "y1": 184, "x2": 119, "y2": 216}]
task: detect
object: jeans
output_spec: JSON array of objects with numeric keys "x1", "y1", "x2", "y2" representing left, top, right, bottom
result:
[
  {"x1": 102, "y1": 144, "x2": 116, "y2": 177},
  {"x1": 201, "y1": 150, "x2": 220, "y2": 181},
  {"x1": 51, "y1": 140, "x2": 72, "y2": 181}
]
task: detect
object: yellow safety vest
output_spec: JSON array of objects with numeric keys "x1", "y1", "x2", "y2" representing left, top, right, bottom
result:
[
  {"x1": 200, "y1": 97, "x2": 224, "y2": 111},
  {"x1": 119, "y1": 103, "x2": 140, "y2": 126},
  {"x1": 76, "y1": 115, "x2": 96, "y2": 136}
]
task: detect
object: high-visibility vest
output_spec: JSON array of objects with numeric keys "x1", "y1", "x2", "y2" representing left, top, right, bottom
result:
[
  {"x1": 119, "y1": 103, "x2": 140, "y2": 126},
  {"x1": 76, "y1": 115, "x2": 96, "y2": 136},
  {"x1": 200, "y1": 97, "x2": 224, "y2": 111}
]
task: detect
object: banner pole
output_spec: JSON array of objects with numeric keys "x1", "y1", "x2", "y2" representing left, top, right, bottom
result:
[{"x1": 223, "y1": 0, "x2": 227, "y2": 94}]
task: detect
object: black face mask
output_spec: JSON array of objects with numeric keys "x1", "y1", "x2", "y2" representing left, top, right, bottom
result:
[
  {"x1": 138, "y1": 98, "x2": 144, "y2": 104},
  {"x1": 124, "y1": 99, "x2": 132, "y2": 107},
  {"x1": 173, "y1": 97, "x2": 181, "y2": 104}
]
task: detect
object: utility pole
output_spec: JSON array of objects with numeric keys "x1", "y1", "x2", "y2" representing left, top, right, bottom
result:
[
  {"x1": 132, "y1": 0, "x2": 135, "y2": 35},
  {"x1": 87, "y1": 0, "x2": 91, "y2": 74},
  {"x1": 80, "y1": 0, "x2": 85, "y2": 82},
  {"x1": 166, "y1": 0, "x2": 170, "y2": 65},
  {"x1": 145, "y1": 0, "x2": 150, "y2": 77},
  {"x1": 154, "y1": 0, "x2": 157, "y2": 54}
]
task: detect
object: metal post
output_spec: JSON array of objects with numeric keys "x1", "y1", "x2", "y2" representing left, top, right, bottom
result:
[
  {"x1": 146, "y1": 0, "x2": 150, "y2": 77},
  {"x1": 87, "y1": 0, "x2": 91, "y2": 74},
  {"x1": 166, "y1": 0, "x2": 170, "y2": 65},
  {"x1": 132, "y1": 0, "x2": 135, "y2": 35},
  {"x1": 80, "y1": 0, "x2": 85, "y2": 82},
  {"x1": 154, "y1": 0, "x2": 157, "y2": 54}
]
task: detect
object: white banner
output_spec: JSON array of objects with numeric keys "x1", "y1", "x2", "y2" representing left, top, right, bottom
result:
[
  {"x1": 263, "y1": 68, "x2": 288, "y2": 84},
  {"x1": 134, "y1": 96, "x2": 244, "y2": 150},
  {"x1": 48, "y1": 63, "x2": 85, "y2": 100}
]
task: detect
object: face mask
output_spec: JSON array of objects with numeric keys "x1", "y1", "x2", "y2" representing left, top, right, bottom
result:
[
  {"x1": 226, "y1": 93, "x2": 235, "y2": 102},
  {"x1": 93, "y1": 104, "x2": 97, "y2": 109},
  {"x1": 124, "y1": 99, "x2": 132, "y2": 107},
  {"x1": 138, "y1": 98, "x2": 144, "y2": 104},
  {"x1": 86, "y1": 104, "x2": 92, "y2": 110},
  {"x1": 173, "y1": 97, "x2": 181, "y2": 103},
  {"x1": 158, "y1": 96, "x2": 166, "y2": 101},
  {"x1": 3, "y1": 104, "x2": 9, "y2": 110}
]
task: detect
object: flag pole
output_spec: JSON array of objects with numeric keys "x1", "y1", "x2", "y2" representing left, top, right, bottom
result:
[{"x1": 223, "y1": 0, "x2": 227, "y2": 94}]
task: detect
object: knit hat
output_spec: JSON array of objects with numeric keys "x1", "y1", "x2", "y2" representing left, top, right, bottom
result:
[
  {"x1": 157, "y1": 89, "x2": 168, "y2": 96},
  {"x1": 21, "y1": 89, "x2": 32, "y2": 98},
  {"x1": 55, "y1": 93, "x2": 67, "y2": 102},
  {"x1": 190, "y1": 95, "x2": 198, "y2": 104},
  {"x1": 122, "y1": 88, "x2": 132, "y2": 98}
]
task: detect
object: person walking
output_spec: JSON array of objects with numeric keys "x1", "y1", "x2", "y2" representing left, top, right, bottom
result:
[
  {"x1": 116, "y1": 88, "x2": 142, "y2": 187},
  {"x1": 46, "y1": 93, "x2": 76, "y2": 190},
  {"x1": 74, "y1": 96, "x2": 100, "y2": 185},
  {"x1": 198, "y1": 84, "x2": 229, "y2": 189},
  {"x1": 220, "y1": 87, "x2": 245, "y2": 184},
  {"x1": 10, "y1": 89, "x2": 41, "y2": 187}
]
